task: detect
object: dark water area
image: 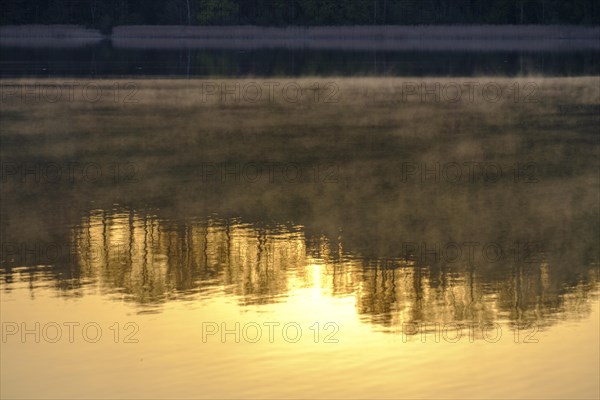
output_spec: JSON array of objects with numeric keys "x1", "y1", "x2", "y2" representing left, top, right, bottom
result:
[{"x1": 1, "y1": 42, "x2": 599, "y2": 77}]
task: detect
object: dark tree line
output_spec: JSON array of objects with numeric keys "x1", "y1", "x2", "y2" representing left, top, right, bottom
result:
[{"x1": 1, "y1": 0, "x2": 598, "y2": 30}]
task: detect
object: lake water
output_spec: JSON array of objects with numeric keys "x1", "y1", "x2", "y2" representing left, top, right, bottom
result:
[
  {"x1": 0, "y1": 42, "x2": 599, "y2": 77},
  {"x1": 0, "y1": 43, "x2": 599, "y2": 399}
]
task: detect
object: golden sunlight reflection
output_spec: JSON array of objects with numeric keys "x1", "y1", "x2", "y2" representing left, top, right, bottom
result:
[{"x1": 61, "y1": 208, "x2": 599, "y2": 334}]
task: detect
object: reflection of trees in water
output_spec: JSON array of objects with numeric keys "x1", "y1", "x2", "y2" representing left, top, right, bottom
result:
[
  {"x1": 356, "y1": 262, "x2": 597, "y2": 331},
  {"x1": 74, "y1": 210, "x2": 307, "y2": 305},
  {"x1": 68, "y1": 208, "x2": 598, "y2": 329}
]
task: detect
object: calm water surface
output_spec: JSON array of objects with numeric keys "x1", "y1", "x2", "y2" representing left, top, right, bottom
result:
[
  {"x1": 1, "y1": 43, "x2": 599, "y2": 77},
  {"x1": 0, "y1": 47, "x2": 599, "y2": 399}
]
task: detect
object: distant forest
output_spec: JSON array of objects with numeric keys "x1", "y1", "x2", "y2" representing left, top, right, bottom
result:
[{"x1": 1, "y1": 0, "x2": 599, "y2": 31}]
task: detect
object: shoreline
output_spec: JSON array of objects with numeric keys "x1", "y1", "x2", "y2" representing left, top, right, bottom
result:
[
  {"x1": 1, "y1": 24, "x2": 599, "y2": 39},
  {"x1": 2, "y1": 24, "x2": 599, "y2": 51}
]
